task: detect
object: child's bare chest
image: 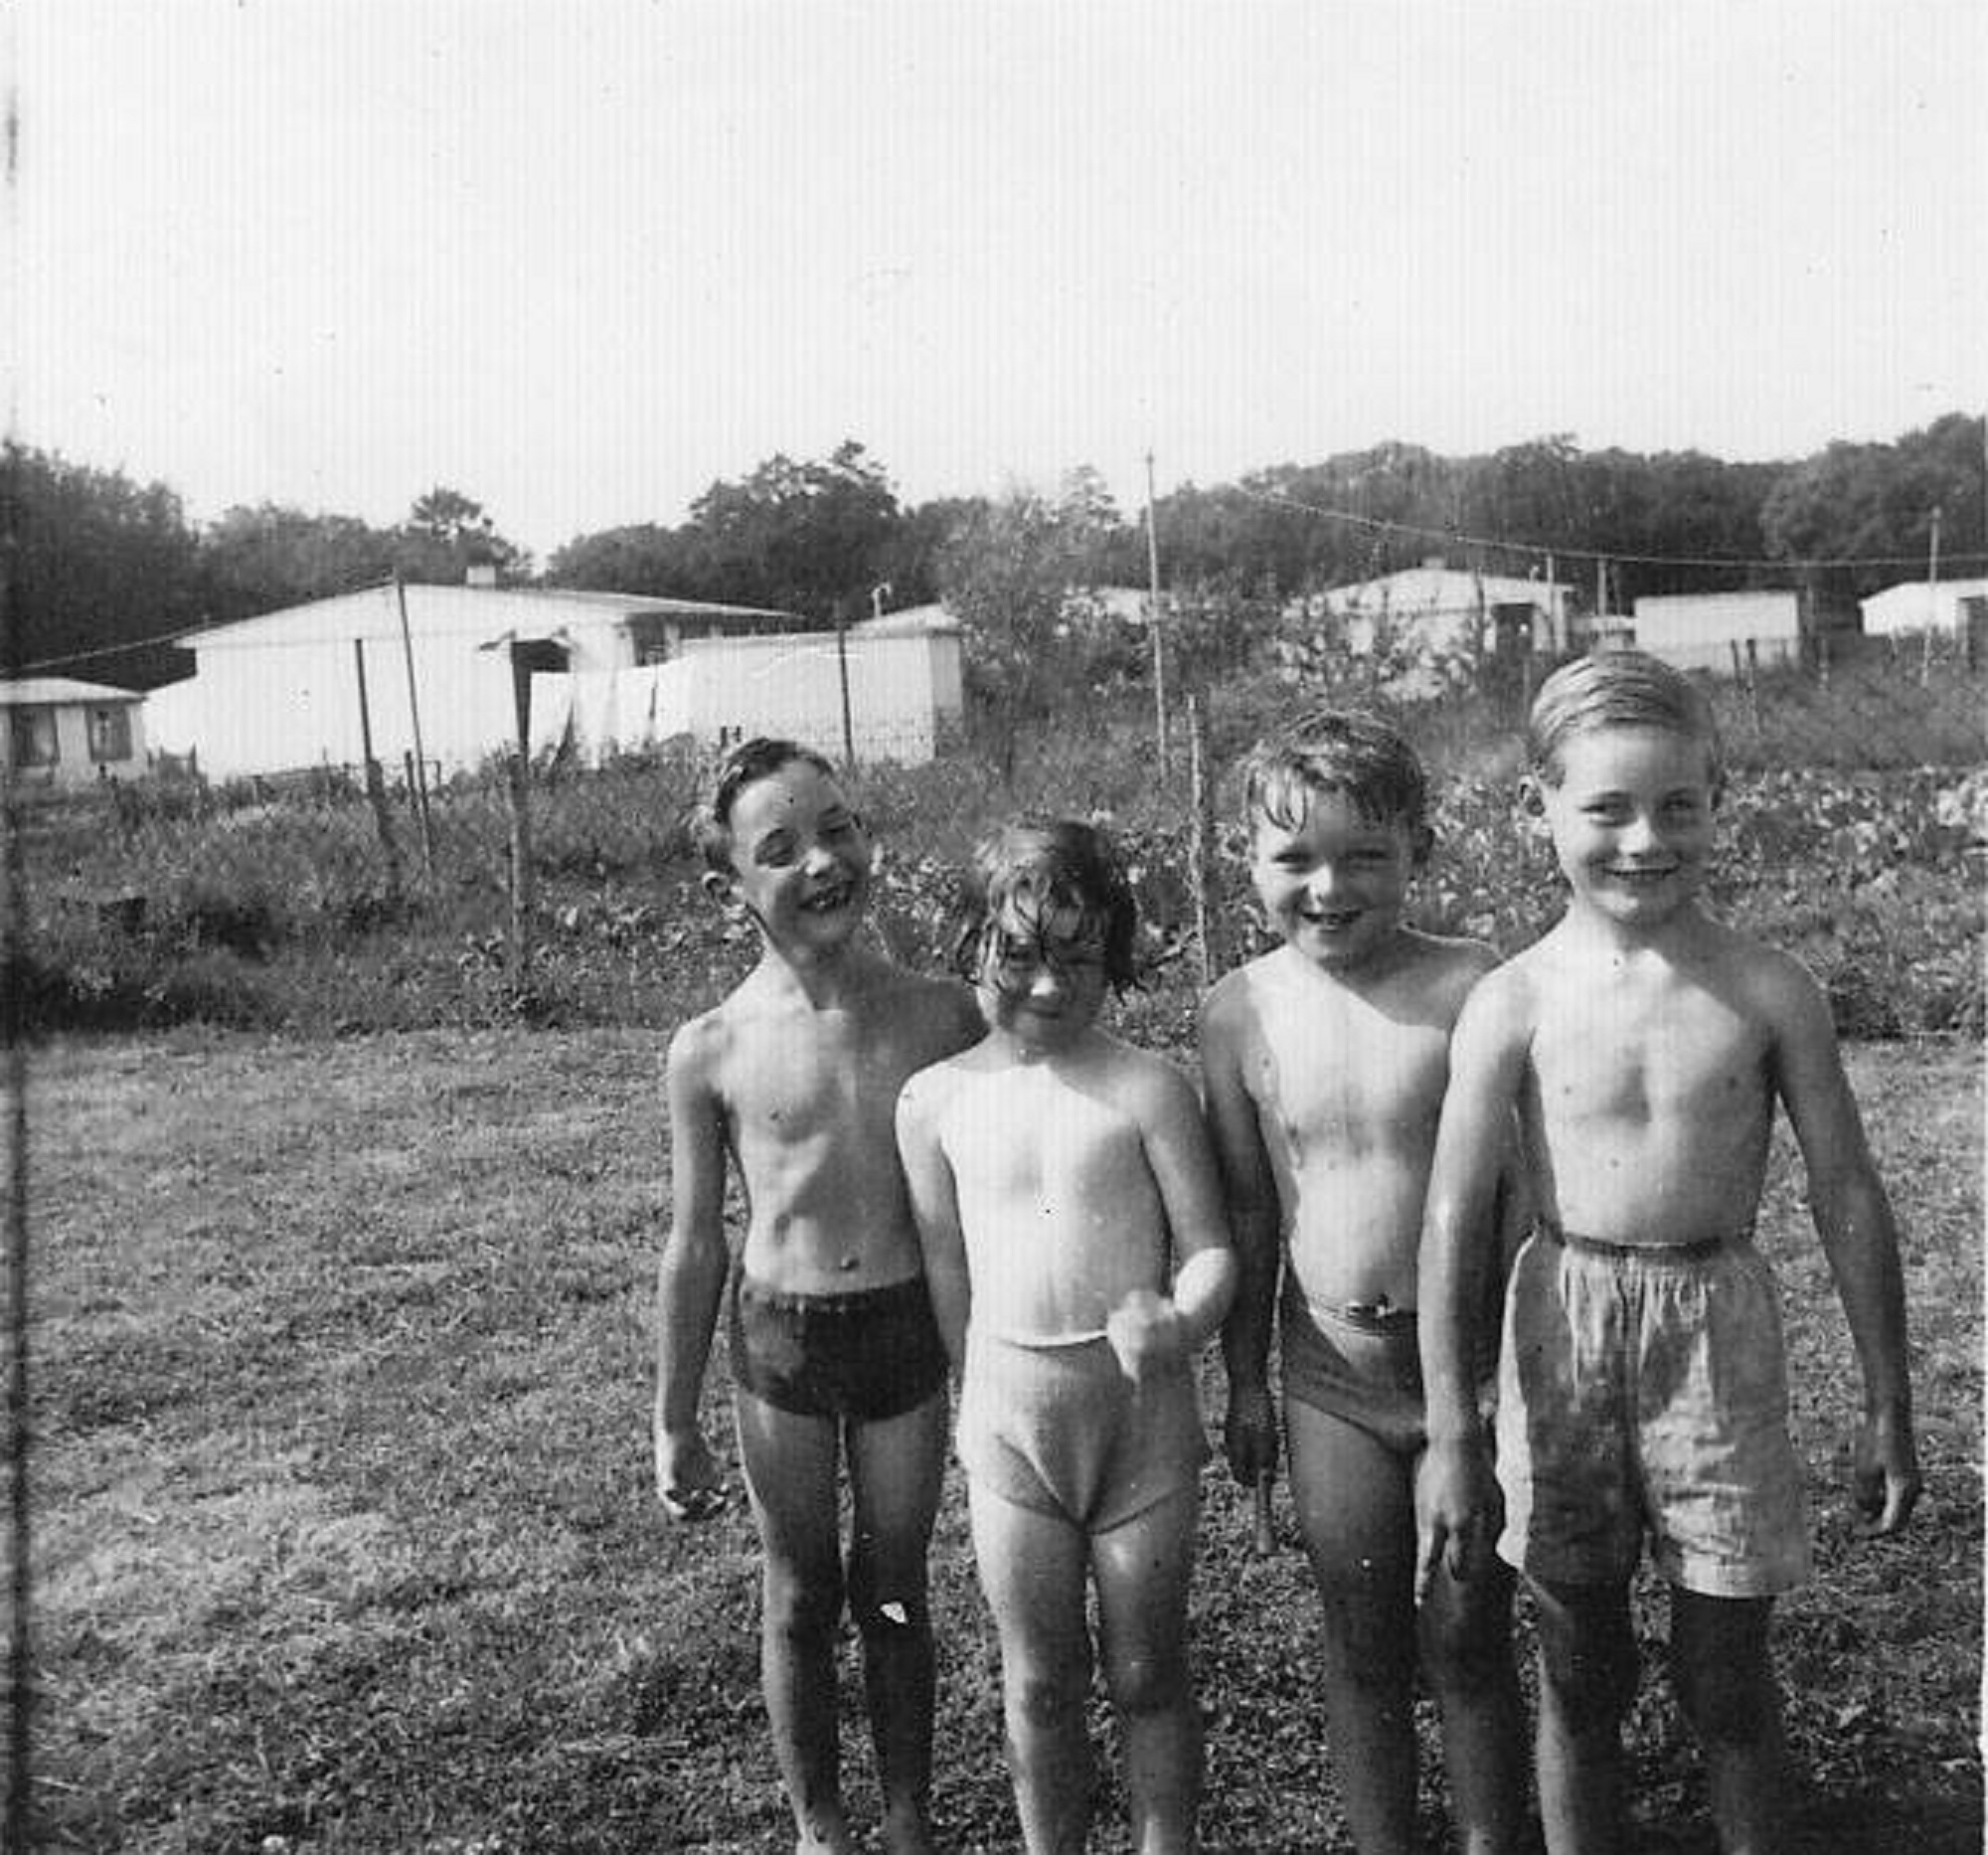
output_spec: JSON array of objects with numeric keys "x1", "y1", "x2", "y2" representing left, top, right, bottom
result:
[
  {"x1": 1253, "y1": 1003, "x2": 1452, "y2": 1158},
  {"x1": 726, "y1": 1015, "x2": 919, "y2": 1149},
  {"x1": 1534, "y1": 982, "x2": 1767, "y2": 1122},
  {"x1": 946, "y1": 1071, "x2": 1148, "y2": 1207}
]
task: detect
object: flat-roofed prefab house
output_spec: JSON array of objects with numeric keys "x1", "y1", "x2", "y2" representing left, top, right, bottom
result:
[
  {"x1": 0, "y1": 678, "x2": 147, "y2": 787},
  {"x1": 1860, "y1": 577, "x2": 1988, "y2": 641},
  {"x1": 1629, "y1": 590, "x2": 1809, "y2": 673},
  {"x1": 144, "y1": 581, "x2": 796, "y2": 779},
  {"x1": 1312, "y1": 562, "x2": 1576, "y2": 662}
]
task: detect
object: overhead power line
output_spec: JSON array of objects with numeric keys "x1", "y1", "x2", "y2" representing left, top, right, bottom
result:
[{"x1": 1232, "y1": 485, "x2": 1988, "y2": 575}]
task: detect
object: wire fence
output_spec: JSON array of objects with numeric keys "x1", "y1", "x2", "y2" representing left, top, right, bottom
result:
[{"x1": 4, "y1": 621, "x2": 1983, "y2": 1050}]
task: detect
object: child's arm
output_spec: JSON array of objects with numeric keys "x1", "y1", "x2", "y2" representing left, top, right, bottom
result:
[
  {"x1": 1765, "y1": 956, "x2": 1920, "y2": 1533},
  {"x1": 1414, "y1": 974, "x2": 1530, "y2": 1600},
  {"x1": 1109, "y1": 1059, "x2": 1237, "y2": 1382},
  {"x1": 896, "y1": 1067, "x2": 971, "y2": 1374},
  {"x1": 1199, "y1": 987, "x2": 1283, "y2": 1485},
  {"x1": 654, "y1": 1019, "x2": 731, "y2": 1517}
]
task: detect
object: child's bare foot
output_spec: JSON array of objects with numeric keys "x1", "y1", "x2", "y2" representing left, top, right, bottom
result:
[
  {"x1": 880, "y1": 1798, "x2": 937, "y2": 1854},
  {"x1": 794, "y1": 1807, "x2": 857, "y2": 1854}
]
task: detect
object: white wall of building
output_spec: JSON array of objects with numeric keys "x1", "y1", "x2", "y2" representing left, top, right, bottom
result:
[
  {"x1": 144, "y1": 585, "x2": 808, "y2": 778},
  {"x1": 1630, "y1": 590, "x2": 1803, "y2": 672},
  {"x1": 1860, "y1": 578, "x2": 1988, "y2": 637}
]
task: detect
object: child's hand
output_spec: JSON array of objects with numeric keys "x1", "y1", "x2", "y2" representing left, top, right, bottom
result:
[
  {"x1": 1223, "y1": 1381, "x2": 1278, "y2": 1486},
  {"x1": 1853, "y1": 1407, "x2": 1920, "y2": 1535},
  {"x1": 1105, "y1": 1287, "x2": 1184, "y2": 1384},
  {"x1": 655, "y1": 1424, "x2": 727, "y2": 1524},
  {"x1": 1413, "y1": 1433, "x2": 1502, "y2": 1605}
]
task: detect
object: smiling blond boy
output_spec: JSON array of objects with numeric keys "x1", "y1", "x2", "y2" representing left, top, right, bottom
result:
[{"x1": 1417, "y1": 652, "x2": 1919, "y2": 1855}]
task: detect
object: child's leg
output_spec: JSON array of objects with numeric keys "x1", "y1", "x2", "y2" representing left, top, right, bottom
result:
[
  {"x1": 1413, "y1": 1519, "x2": 1527, "y2": 1855},
  {"x1": 1286, "y1": 1398, "x2": 1421, "y2": 1855},
  {"x1": 736, "y1": 1392, "x2": 856, "y2": 1854},
  {"x1": 1528, "y1": 1574, "x2": 1638, "y2": 1855},
  {"x1": 968, "y1": 1483, "x2": 1096, "y2": 1855},
  {"x1": 845, "y1": 1393, "x2": 949, "y2": 1855},
  {"x1": 1091, "y1": 1486, "x2": 1202, "y2": 1855},
  {"x1": 1670, "y1": 1590, "x2": 1786, "y2": 1855}
]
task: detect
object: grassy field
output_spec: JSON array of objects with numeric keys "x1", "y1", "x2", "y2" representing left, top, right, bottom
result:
[{"x1": 13, "y1": 1027, "x2": 1983, "y2": 1853}]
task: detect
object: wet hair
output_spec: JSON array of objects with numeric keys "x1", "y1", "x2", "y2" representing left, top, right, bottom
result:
[
  {"x1": 1527, "y1": 651, "x2": 1724, "y2": 791},
  {"x1": 696, "y1": 737, "x2": 842, "y2": 874},
  {"x1": 955, "y1": 816, "x2": 1140, "y2": 994},
  {"x1": 1241, "y1": 708, "x2": 1430, "y2": 842}
]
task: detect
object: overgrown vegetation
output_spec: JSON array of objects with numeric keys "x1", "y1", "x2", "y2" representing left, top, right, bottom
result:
[
  {"x1": 18, "y1": 1032, "x2": 1980, "y2": 1852},
  {"x1": 10, "y1": 659, "x2": 1984, "y2": 1042}
]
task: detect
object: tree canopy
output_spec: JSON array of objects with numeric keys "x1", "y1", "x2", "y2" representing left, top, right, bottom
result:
[{"x1": 8, "y1": 419, "x2": 1979, "y2": 701}]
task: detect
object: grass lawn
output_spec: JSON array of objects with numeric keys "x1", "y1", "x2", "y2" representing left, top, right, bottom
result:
[{"x1": 11, "y1": 1029, "x2": 1982, "y2": 1853}]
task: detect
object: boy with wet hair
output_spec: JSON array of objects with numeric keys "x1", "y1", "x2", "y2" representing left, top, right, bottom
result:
[
  {"x1": 1417, "y1": 651, "x2": 1920, "y2": 1855},
  {"x1": 1202, "y1": 711, "x2": 1527, "y2": 1855},
  {"x1": 655, "y1": 737, "x2": 982, "y2": 1855},
  {"x1": 897, "y1": 817, "x2": 1236, "y2": 1855}
]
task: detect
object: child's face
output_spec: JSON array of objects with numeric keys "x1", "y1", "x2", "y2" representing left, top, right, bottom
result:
[
  {"x1": 1248, "y1": 787, "x2": 1423, "y2": 972},
  {"x1": 1535, "y1": 725, "x2": 1718, "y2": 928},
  {"x1": 714, "y1": 759, "x2": 871, "y2": 953},
  {"x1": 976, "y1": 900, "x2": 1109, "y2": 1055}
]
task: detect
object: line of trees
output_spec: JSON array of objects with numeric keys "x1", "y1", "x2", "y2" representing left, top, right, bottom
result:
[{"x1": 4, "y1": 416, "x2": 1979, "y2": 693}]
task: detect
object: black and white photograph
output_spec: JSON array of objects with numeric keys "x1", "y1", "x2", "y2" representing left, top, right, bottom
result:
[{"x1": 4, "y1": 3, "x2": 1981, "y2": 1849}]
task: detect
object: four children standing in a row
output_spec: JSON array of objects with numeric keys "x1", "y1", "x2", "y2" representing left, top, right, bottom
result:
[{"x1": 654, "y1": 650, "x2": 1919, "y2": 1855}]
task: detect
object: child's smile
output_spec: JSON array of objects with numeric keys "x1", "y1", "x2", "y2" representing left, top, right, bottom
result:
[
  {"x1": 723, "y1": 761, "x2": 873, "y2": 952},
  {"x1": 1248, "y1": 789, "x2": 1421, "y2": 972},
  {"x1": 1536, "y1": 726, "x2": 1717, "y2": 930}
]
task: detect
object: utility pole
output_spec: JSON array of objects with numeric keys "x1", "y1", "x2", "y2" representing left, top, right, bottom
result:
[
  {"x1": 393, "y1": 573, "x2": 435, "y2": 870},
  {"x1": 1921, "y1": 505, "x2": 1942, "y2": 683},
  {"x1": 1145, "y1": 451, "x2": 1169, "y2": 776}
]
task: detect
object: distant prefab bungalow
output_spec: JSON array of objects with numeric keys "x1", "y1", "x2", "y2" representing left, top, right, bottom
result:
[
  {"x1": 1629, "y1": 590, "x2": 1811, "y2": 673},
  {"x1": 0, "y1": 677, "x2": 148, "y2": 788},
  {"x1": 1311, "y1": 561, "x2": 1576, "y2": 662},
  {"x1": 1859, "y1": 577, "x2": 1988, "y2": 641},
  {"x1": 145, "y1": 581, "x2": 798, "y2": 779},
  {"x1": 145, "y1": 579, "x2": 966, "y2": 777}
]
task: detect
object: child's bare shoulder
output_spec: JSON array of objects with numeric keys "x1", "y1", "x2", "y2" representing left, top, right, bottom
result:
[
  {"x1": 1200, "y1": 952, "x2": 1279, "y2": 1037},
  {"x1": 898, "y1": 1031, "x2": 994, "y2": 1109},
  {"x1": 1454, "y1": 939, "x2": 1550, "y2": 1041},
  {"x1": 667, "y1": 995, "x2": 734, "y2": 1079},
  {"x1": 1096, "y1": 1034, "x2": 1201, "y2": 1117},
  {"x1": 1397, "y1": 927, "x2": 1499, "y2": 1004},
  {"x1": 1713, "y1": 925, "x2": 1832, "y2": 1028}
]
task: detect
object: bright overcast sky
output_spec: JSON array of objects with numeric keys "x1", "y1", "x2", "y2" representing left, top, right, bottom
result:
[{"x1": 10, "y1": 0, "x2": 1984, "y2": 561}]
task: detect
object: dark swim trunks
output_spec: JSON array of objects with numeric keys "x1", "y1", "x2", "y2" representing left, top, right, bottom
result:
[{"x1": 729, "y1": 1274, "x2": 948, "y2": 1422}]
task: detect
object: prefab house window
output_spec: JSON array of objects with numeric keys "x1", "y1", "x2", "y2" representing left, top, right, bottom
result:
[
  {"x1": 10, "y1": 708, "x2": 59, "y2": 768},
  {"x1": 88, "y1": 706, "x2": 132, "y2": 762}
]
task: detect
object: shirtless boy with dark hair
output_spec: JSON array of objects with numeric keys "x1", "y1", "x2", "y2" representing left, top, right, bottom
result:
[{"x1": 655, "y1": 737, "x2": 981, "y2": 1855}]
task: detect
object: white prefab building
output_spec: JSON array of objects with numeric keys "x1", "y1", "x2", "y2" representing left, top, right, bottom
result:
[
  {"x1": 146, "y1": 582, "x2": 799, "y2": 778},
  {"x1": 146, "y1": 581, "x2": 966, "y2": 777},
  {"x1": 0, "y1": 677, "x2": 148, "y2": 788},
  {"x1": 1310, "y1": 563, "x2": 1576, "y2": 660},
  {"x1": 1859, "y1": 577, "x2": 1988, "y2": 638},
  {"x1": 1630, "y1": 590, "x2": 1805, "y2": 672}
]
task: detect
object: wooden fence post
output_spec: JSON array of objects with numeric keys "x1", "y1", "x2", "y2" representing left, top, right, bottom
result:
[
  {"x1": 506, "y1": 642, "x2": 534, "y2": 987},
  {"x1": 1187, "y1": 693, "x2": 1217, "y2": 993},
  {"x1": 352, "y1": 639, "x2": 403, "y2": 904}
]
